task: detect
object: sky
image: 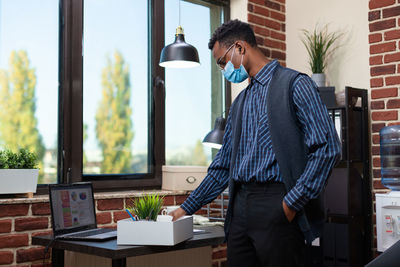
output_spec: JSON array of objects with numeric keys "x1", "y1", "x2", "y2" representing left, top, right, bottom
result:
[
  {"x1": 0, "y1": 0, "x2": 59, "y2": 148},
  {"x1": 0, "y1": 0, "x2": 219, "y2": 162}
]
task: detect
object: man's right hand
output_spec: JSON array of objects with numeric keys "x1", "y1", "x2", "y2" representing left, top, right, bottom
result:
[{"x1": 169, "y1": 207, "x2": 187, "y2": 221}]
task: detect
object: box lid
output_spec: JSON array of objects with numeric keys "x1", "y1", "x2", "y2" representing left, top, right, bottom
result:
[{"x1": 162, "y1": 165, "x2": 207, "y2": 173}]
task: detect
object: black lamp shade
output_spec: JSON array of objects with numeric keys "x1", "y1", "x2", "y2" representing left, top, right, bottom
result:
[
  {"x1": 202, "y1": 117, "x2": 226, "y2": 149},
  {"x1": 159, "y1": 27, "x2": 200, "y2": 68}
]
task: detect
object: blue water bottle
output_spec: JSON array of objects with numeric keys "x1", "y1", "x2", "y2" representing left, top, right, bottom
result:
[{"x1": 380, "y1": 125, "x2": 400, "y2": 190}]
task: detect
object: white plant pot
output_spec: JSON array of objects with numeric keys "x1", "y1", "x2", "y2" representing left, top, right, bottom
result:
[
  {"x1": 0, "y1": 169, "x2": 39, "y2": 194},
  {"x1": 311, "y1": 73, "x2": 326, "y2": 87}
]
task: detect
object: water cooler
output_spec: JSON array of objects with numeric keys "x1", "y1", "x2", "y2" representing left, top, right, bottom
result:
[{"x1": 376, "y1": 125, "x2": 400, "y2": 252}]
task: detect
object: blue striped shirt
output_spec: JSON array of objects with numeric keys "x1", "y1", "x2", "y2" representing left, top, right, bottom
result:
[{"x1": 181, "y1": 60, "x2": 341, "y2": 214}]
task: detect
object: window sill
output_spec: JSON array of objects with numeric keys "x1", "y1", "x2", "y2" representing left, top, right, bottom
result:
[{"x1": 0, "y1": 189, "x2": 191, "y2": 205}]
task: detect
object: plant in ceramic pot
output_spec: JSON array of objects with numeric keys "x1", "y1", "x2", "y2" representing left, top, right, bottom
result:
[
  {"x1": 0, "y1": 148, "x2": 39, "y2": 195},
  {"x1": 127, "y1": 194, "x2": 164, "y2": 221},
  {"x1": 301, "y1": 24, "x2": 342, "y2": 87}
]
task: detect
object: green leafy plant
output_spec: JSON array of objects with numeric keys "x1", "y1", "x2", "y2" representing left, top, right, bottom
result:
[
  {"x1": 301, "y1": 24, "x2": 343, "y2": 74},
  {"x1": 127, "y1": 194, "x2": 164, "y2": 221},
  {"x1": 0, "y1": 149, "x2": 38, "y2": 169}
]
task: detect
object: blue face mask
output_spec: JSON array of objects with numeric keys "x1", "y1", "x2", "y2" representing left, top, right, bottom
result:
[{"x1": 221, "y1": 49, "x2": 248, "y2": 83}]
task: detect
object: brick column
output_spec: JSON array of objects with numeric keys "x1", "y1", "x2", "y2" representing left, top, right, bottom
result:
[
  {"x1": 247, "y1": 0, "x2": 286, "y2": 66},
  {"x1": 369, "y1": 0, "x2": 400, "y2": 255}
]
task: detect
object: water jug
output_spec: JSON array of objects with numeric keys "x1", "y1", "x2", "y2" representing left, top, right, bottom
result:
[{"x1": 380, "y1": 125, "x2": 400, "y2": 190}]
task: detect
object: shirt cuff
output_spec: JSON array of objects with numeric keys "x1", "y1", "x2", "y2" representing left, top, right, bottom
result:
[
  {"x1": 180, "y1": 194, "x2": 202, "y2": 215},
  {"x1": 283, "y1": 185, "x2": 310, "y2": 212}
]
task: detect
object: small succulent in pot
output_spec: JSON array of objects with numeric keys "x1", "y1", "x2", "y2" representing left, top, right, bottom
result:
[{"x1": 127, "y1": 194, "x2": 164, "y2": 221}]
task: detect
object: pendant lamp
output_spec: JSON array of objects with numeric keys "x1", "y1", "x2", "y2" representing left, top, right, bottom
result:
[
  {"x1": 159, "y1": 1, "x2": 200, "y2": 68},
  {"x1": 202, "y1": 116, "x2": 226, "y2": 149}
]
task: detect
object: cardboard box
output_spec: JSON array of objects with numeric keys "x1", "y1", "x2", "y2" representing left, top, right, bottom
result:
[
  {"x1": 162, "y1": 165, "x2": 207, "y2": 191},
  {"x1": 117, "y1": 216, "x2": 193, "y2": 246}
]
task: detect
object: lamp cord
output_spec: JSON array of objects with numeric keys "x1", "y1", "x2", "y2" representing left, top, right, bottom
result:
[
  {"x1": 178, "y1": 0, "x2": 181, "y2": 26},
  {"x1": 218, "y1": 110, "x2": 228, "y2": 119}
]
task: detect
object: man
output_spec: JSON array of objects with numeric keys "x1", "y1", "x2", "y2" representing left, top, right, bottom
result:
[{"x1": 170, "y1": 19, "x2": 340, "y2": 267}]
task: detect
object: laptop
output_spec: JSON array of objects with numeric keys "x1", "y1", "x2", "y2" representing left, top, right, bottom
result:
[{"x1": 49, "y1": 182, "x2": 117, "y2": 241}]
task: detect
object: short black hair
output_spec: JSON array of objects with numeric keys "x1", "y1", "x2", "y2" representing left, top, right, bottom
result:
[{"x1": 208, "y1": 19, "x2": 257, "y2": 50}]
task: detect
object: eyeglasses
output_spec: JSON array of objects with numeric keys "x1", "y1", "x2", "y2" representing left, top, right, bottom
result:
[{"x1": 216, "y1": 44, "x2": 235, "y2": 70}]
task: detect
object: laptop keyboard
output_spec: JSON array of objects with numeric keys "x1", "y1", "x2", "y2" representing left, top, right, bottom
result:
[{"x1": 63, "y1": 228, "x2": 113, "y2": 238}]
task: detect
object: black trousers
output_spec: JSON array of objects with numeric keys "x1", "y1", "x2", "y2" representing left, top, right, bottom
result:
[{"x1": 227, "y1": 182, "x2": 306, "y2": 267}]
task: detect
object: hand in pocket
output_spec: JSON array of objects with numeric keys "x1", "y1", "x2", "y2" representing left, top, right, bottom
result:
[{"x1": 282, "y1": 200, "x2": 296, "y2": 223}]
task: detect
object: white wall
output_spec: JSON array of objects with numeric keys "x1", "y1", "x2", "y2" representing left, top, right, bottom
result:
[
  {"x1": 230, "y1": 0, "x2": 247, "y2": 22},
  {"x1": 229, "y1": 0, "x2": 249, "y2": 101},
  {"x1": 286, "y1": 0, "x2": 370, "y2": 92},
  {"x1": 227, "y1": 0, "x2": 370, "y2": 98}
]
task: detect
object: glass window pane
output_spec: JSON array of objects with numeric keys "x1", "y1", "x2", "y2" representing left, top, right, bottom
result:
[
  {"x1": 165, "y1": 0, "x2": 224, "y2": 166},
  {"x1": 0, "y1": 0, "x2": 59, "y2": 184},
  {"x1": 83, "y1": 0, "x2": 149, "y2": 175}
]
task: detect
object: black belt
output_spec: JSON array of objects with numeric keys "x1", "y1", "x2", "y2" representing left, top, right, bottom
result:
[{"x1": 235, "y1": 180, "x2": 284, "y2": 191}]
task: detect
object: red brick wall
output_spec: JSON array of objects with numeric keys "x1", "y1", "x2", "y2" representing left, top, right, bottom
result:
[
  {"x1": 369, "y1": 0, "x2": 400, "y2": 255},
  {"x1": 0, "y1": 194, "x2": 226, "y2": 267},
  {"x1": 0, "y1": 202, "x2": 52, "y2": 267},
  {"x1": 247, "y1": 0, "x2": 286, "y2": 66}
]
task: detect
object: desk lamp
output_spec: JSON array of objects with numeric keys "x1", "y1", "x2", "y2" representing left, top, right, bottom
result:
[{"x1": 202, "y1": 116, "x2": 226, "y2": 149}]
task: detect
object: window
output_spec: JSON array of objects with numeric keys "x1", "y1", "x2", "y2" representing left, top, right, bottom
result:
[
  {"x1": 165, "y1": 0, "x2": 226, "y2": 166},
  {"x1": 60, "y1": 0, "x2": 162, "y2": 190},
  {"x1": 0, "y1": 0, "x2": 59, "y2": 184},
  {"x1": 0, "y1": 0, "x2": 229, "y2": 192},
  {"x1": 82, "y1": 0, "x2": 149, "y2": 175}
]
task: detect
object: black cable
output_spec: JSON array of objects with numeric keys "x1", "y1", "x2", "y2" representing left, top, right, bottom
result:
[{"x1": 43, "y1": 237, "x2": 58, "y2": 266}]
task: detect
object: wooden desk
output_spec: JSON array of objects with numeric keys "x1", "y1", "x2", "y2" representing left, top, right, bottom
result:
[{"x1": 32, "y1": 226, "x2": 225, "y2": 267}]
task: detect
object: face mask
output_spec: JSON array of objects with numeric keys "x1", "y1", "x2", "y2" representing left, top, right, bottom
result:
[{"x1": 221, "y1": 49, "x2": 249, "y2": 83}]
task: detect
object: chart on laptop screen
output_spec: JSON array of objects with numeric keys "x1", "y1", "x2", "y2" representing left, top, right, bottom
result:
[{"x1": 51, "y1": 187, "x2": 95, "y2": 231}]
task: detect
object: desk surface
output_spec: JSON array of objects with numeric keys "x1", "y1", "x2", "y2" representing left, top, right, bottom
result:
[{"x1": 32, "y1": 226, "x2": 225, "y2": 259}]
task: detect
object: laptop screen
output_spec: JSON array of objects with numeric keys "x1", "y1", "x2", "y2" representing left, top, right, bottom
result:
[{"x1": 49, "y1": 183, "x2": 97, "y2": 236}]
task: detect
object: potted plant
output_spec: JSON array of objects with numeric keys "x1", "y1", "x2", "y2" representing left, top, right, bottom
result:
[
  {"x1": 0, "y1": 148, "x2": 39, "y2": 196},
  {"x1": 127, "y1": 194, "x2": 164, "y2": 221},
  {"x1": 301, "y1": 24, "x2": 342, "y2": 87},
  {"x1": 118, "y1": 193, "x2": 193, "y2": 246}
]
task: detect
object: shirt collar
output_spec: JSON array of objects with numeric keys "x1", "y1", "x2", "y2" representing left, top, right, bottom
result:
[{"x1": 251, "y1": 60, "x2": 279, "y2": 86}]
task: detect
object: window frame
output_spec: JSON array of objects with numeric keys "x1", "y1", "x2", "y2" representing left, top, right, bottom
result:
[{"x1": 36, "y1": 0, "x2": 230, "y2": 193}]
